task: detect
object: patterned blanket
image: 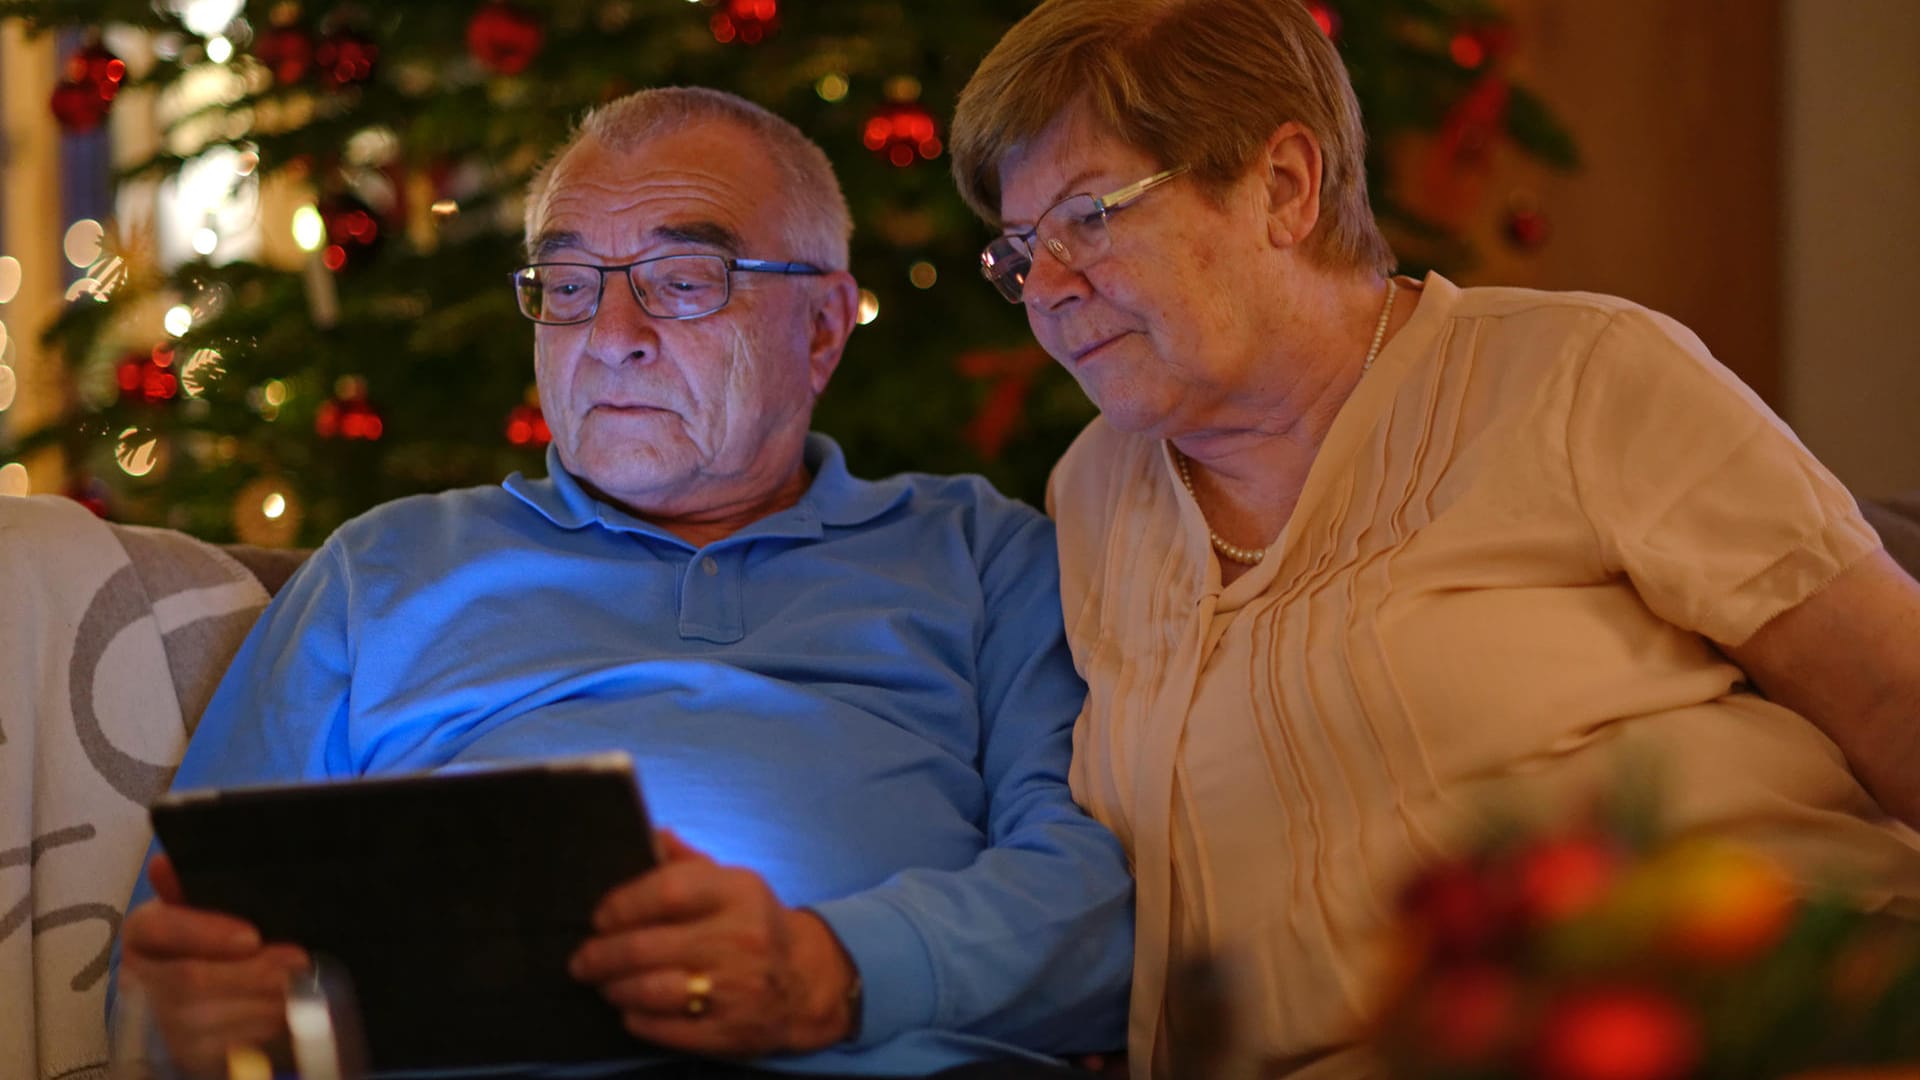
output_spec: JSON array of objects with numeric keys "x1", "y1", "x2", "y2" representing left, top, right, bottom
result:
[{"x1": 0, "y1": 495, "x2": 269, "y2": 1080}]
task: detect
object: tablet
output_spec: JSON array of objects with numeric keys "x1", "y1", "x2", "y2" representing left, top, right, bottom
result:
[{"x1": 149, "y1": 752, "x2": 659, "y2": 1070}]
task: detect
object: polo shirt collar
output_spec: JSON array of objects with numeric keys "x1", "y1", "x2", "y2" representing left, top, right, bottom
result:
[{"x1": 503, "y1": 433, "x2": 909, "y2": 541}]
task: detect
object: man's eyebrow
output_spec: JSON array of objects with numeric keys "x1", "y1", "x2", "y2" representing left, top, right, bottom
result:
[
  {"x1": 528, "y1": 230, "x2": 583, "y2": 260},
  {"x1": 651, "y1": 222, "x2": 743, "y2": 255}
]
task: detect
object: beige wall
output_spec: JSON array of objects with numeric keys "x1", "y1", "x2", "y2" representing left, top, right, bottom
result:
[{"x1": 1782, "y1": 0, "x2": 1920, "y2": 499}]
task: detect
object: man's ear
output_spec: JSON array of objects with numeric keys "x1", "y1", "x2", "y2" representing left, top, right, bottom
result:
[
  {"x1": 806, "y1": 271, "x2": 860, "y2": 397},
  {"x1": 1262, "y1": 121, "x2": 1325, "y2": 250}
]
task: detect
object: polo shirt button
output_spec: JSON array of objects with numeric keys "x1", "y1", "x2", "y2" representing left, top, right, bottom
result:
[{"x1": 701, "y1": 556, "x2": 719, "y2": 576}]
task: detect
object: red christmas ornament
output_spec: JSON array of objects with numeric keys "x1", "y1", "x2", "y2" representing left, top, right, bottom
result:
[
  {"x1": 50, "y1": 40, "x2": 124, "y2": 133},
  {"x1": 50, "y1": 78, "x2": 112, "y2": 132},
  {"x1": 1531, "y1": 987, "x2": 1700, "y2": 1080},
  {"x1": 315, "y1": 389, "x2": 384, "y2": 441},
  {"x1": 1505, "y1": 206, "x2": 1552, "y2": 250},
  {"x1": 1409, "y1": 963, "x2": 1521, "y2": 1068},
  {"x1": 505, "y1": 403, "x2": 552, "y2": 448},
  {"x1": 315, "y1": 27, "x2": 378, "y2": 91},
  {"x1": 711, "y1": 0, "x2": 778, "y2": 45},
  {"x1": 1399, "y1": 858, "x2": 1519, "y2": 961},
  {"x1": 253, "y1": 22, "x2": 315, "y2": 85},
  {"x1": 316, "y1": 192, "x2": 384, "y2": 271},
  {"x1": 467, "y1": 2, "x2": 544, "y2": 75},
  {"x1": 864, "y1": 102, "x2": 942, "y2": 168},
  {"x1": 116, "y1": 346, "x2": 181, "y2": 405},
  {"x1": 67, "y1": 41, "x2": 127, "y2": 99},
  {"x1": 1514, "y1": 833, "x2": 1619, "y2": 924},
  {"x1": 65, "y1": 476, "x2": 111, "y2": 519},
  {"x1": 1306, "y1": 1, "x2": 1340, "y2": 39}
]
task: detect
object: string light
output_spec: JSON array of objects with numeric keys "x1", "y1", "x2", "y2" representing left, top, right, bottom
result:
[
  {"x1": 856, "y1": 289, "x2": 880, "y2": 325},
  {"x1": 0, "y1": 463, "x2": 28, "y2": 497},
  {"x1": 909, "y1": 261, "x2": 937, "y2": 289},
  {"x1": 164, "y1": 304, "x2": 194, "y2": 336},
  {"x1": 815, "y1": 73, "x2": 848, "y2": 102},
  {"x1": 292, "y1": 205, "x2": 325, "y2": 251},
  {"x1": 0, "y1": 257, "x2": 20, "y2": 304},
  {"x1": 262, "y1": 492, "x2": 287, "y2": 519},
  {"x1": 192, "y1": 226, "x2": 219, "y2": 255},
  {"x1": 0, "y1": 364, "x2": 15, "y2": 412},
  {"x1": 206, "y1": 35, "x2": 233, "y2": 63}
]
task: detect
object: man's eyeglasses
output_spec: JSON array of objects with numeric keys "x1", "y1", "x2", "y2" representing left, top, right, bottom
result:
[
  {"x1": 510, "y1": 254, "x2": 825, "y2": 325},
  {"x1": 980, "y1": 166, "x2": 1189, "y2": 303}
]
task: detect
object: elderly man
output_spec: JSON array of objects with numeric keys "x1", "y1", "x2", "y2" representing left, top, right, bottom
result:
[{"x1": 116, "y1": 87, "x2": 1131, "y2": 1079}]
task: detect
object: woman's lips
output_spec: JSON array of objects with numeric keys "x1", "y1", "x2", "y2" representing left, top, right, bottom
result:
[{"x1": 1070, "y1": 332, "x2": 1128, "y2": 364}]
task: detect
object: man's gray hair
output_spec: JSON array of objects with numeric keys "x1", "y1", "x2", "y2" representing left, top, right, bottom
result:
[{"x1": 523, "y1": 86, "x2": 852, "y2": 269}]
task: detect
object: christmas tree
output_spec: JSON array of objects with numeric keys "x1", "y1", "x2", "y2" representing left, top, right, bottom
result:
[{"x1": 0, "y1": 0, "x2": 1574, "y2": 544}]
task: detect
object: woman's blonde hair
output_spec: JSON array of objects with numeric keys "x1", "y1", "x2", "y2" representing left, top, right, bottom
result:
[{"x1": 951, "y1": 0, "x2": 1393, "y2": 274}]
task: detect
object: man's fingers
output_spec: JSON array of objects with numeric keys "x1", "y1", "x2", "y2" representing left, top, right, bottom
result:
[
  {"x1": 654, "y1": 828, "x2": 713, "y2": 866},
  {"x1": 592, "y1": 861, "x2": 729, "y2": 931},
  {"x1": 123, "y1": 900, "x2": 266, "y2": 961},
  {"x1": 594, "y1": 966, "x2": 714, "y2": 1015},
  {"x1": 570, "y1": 922, "x2": 701, "y2": 983},
  {"x1": 148, "y1": 854, "x2": 186, "y2": 905}
]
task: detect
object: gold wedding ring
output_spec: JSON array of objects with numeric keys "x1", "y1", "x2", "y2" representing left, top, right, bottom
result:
[{"x1": 684, "y1": 972, "x2": 713, "y2": 1017}]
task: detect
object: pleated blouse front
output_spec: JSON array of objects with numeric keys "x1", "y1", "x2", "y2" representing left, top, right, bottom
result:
[{"x1": 1047, "y1": 273, "x2": 1920, "y2": 1078}]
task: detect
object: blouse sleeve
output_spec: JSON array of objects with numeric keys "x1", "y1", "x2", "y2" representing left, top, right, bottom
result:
[{"x1": 1564, "y1": 306, "x2": 1880, "y2": 647}]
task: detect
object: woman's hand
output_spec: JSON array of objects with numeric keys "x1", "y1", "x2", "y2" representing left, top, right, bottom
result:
[
  {"x1": 119, "y1": 854, "x2": 311, "y2": 1079},
  {"x1": 568, "y1": 830, "x2": 860, "y2": 1058}
]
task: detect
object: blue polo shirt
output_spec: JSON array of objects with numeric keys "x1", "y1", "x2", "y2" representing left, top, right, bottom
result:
[{"x1": 141, "y1": 435, "x2": 1132, "y2": 1075}]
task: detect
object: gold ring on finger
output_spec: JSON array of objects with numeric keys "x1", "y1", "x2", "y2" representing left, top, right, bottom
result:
[{"x1": 684, "y1": 972, "x2": 713, "y2": 1017}]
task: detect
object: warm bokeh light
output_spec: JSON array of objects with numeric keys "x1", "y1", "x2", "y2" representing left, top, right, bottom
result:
[
  {"x1": 192, "y1": 226, "x2": 219, "y2": 255},
  {"x1": 262, "y1": 492, "x2": 287, "y2": 519},
  {"x1": 64, "y1": 219, "x2": 104, "y2": 269},
  {"x1": 181, "y1": 348, "x2": 223, "y2": 396},
  {"x1": 0, "y1": 257, "x2": 20, "y2": 304},
  {"x1": 857, "y1": 289, "x2": 880, "y2": 325},
  {"x1": 0, "y1": 462, "x2": 28, "y2": 497},
  {"x1": 815, "y1": 73, "x2": 849, "y2": 102},
  {"x1": 206, "y1": 35, "x2": 234, "y2": 63},
  {"x1": 116, "y1": 428, "x2": 160, "y2": 477},
  {"x1": 292, "y1": 205, "x2": 326, "y2": 252},
  {"x1": 430, "y1": 199, "x2": 459, "y2": 217},
  {"x1": 164, "y1": 304, "x2": 194, "y2": 336},
  {"x1": 909, "y1": 261, "x2": 937, "y2": 289},
  {"x1": 263, "y1": 378, "x2": 289, "y2": 406},
  {"x1": 0, "y1": 365, "x2": 16, "y2": 412}
]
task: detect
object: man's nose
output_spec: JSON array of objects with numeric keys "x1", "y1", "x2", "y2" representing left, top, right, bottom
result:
[{"x1": 585, "y1": 273, "x2": 657, "y2": 365}]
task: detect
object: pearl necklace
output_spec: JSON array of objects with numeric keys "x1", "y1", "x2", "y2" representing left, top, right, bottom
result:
[{"x1": 1175, "y1": 278, "x2": 1399, "y2": 567}]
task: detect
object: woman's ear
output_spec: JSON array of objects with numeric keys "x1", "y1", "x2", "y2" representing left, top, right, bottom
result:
[{"x1": 1262, "y1": 121, "x2": 1325, "y2": 250}]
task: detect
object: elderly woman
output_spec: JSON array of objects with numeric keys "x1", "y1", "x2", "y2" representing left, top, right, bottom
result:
[{"x1": 950, "y1": 0, "x2": 1920, "y2": 1076}]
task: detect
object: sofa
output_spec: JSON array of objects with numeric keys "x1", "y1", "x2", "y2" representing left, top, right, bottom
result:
[{"x1": 4, "y1": 489, "x2": 1919, "y2": 1080}]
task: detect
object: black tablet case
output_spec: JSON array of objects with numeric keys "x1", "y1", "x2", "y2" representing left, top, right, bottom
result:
[{"x1": 150, "y1": 756, "x2": 658, "y2": 1070}]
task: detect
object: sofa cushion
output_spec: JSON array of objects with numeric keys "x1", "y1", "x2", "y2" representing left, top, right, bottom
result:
[{"x1": 0, "y1": 496, "x2": 270, "y2": 1080}]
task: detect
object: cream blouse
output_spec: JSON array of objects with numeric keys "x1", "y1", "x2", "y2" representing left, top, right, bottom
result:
[{"x1": 1047, "y1": 273, "x2": 1920, "y2": 1079}]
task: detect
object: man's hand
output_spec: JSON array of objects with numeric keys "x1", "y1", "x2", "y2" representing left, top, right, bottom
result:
[
  {"x1": 569, "y1": 830, "x2": 859, "y2": 1058},
  {"x1": 120, "y1": 854, "x2": 311, "y2": 1079}
]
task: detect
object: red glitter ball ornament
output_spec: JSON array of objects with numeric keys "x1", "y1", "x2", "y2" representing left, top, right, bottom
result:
[
  {"x1": 315, "y1": 27, "x2": 378, "y2": 90},
  {"x1": 863, "y1": 101, "x2": 941, "y2": 168},
  {"x1": 504, "y1": 403, "x2": 552, "y2": 448},
  {"x1": 711, "y1": 0, "x2": 778, "y2": 46},
  {"x1": 467, "y1": 2, "x2": 544, "y2": 76},
  {"x1": 1306, "y1": 1, "x2": 1340, "y2": 39},
  {"x1": 316, "y1": 192, "x2": 384, "y2": 271},
  {"x1": 253, "y1": 22, "x2": 315, "y2": 85},
  {"x1": 116, "y1": 346, "x2": 181, "y2": 405},
  {"x1": 315, "y1": 389, "x2": 384, "y2": 441},
  {"x1": 1531, "y1": 987, "x2": 1700, "y2": 1080},
  {"x1": 67, "y1": 41, "x2": 127, "y2": 99},
  {"x1": 50, "y1": 77, "x2": 111, "y2": 132},
  {"x1": 50, "y1": 40, "x2": 124, "y2": 132}
]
